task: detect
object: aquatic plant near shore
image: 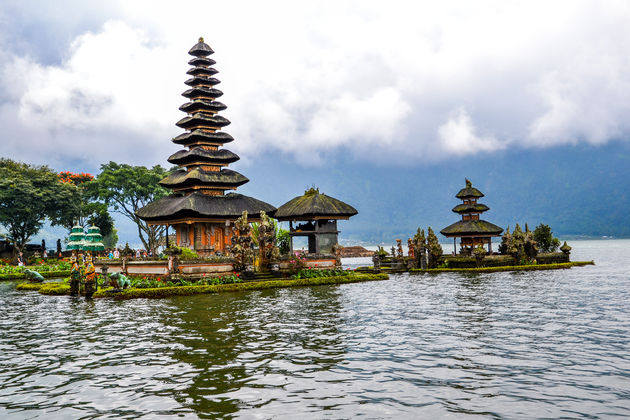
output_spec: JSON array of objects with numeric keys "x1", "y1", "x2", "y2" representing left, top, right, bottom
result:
[{"x1": 92, "y1": 273, "x2": 390, "y2": 300}]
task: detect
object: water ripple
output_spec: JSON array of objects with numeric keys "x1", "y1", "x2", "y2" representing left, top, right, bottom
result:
[{"x1": 1, "y1": 241, "x2": 630, "y2": 418}]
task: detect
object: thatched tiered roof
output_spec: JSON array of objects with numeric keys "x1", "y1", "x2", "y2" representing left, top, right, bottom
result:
[
  {"x1": 440, "y1": 179, "x2": 502, "y2": 238},
  {"x1": 136, "y1": 38, "x2": 275, "y2": 224},
  {"x1": 275, "y1": 188, "x2": 358, "y2": 221}
]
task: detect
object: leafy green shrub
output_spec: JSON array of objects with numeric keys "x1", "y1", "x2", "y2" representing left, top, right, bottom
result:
[
  {"x1": 127, "y1": 273, "x2": 242, "y2": 289},
  {"x1": 179, "y1": 247, "x2": 199, "y2": 260},
  {"x1": 533, "y1": 224, "x2": 561, "y2": 253}
]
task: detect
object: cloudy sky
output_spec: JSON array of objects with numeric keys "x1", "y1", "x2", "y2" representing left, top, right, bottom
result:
[{"x1": 1, "y1": 0, "x2": 630, "y2": 173}]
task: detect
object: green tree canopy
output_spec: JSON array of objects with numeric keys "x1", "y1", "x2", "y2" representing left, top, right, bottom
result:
[
  {"x1": 89, "y1": 162, "x2": 170, "y2": 252},
  {"x1": 533, "y1": 223, "x2": 561, "y2": 253},
  {"x1": 0, "y1": 159, "x2": 78, "y2": 254},
  {"x1": 56, "y1": 170, "x2": 116, "y2": 243}
]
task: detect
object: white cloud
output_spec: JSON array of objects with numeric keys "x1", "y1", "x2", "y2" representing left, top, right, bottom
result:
[
  {"x1": 1, "y1": 0, "x2": 630, "y2": 170},
  {"x1": 438, "y1": 108, "x2": 504, "y2": 155}
]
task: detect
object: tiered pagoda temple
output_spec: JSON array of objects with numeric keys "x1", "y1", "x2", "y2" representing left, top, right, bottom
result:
[
  {"x1": 137, "y1": 38, "x2": 275, "y2": 254},
  {"x1": 275, "y1": 188, "x2": 358, "y2": 254},
  {"x1": 440, "y1": 179, "x2": 503, "y2": 254}
]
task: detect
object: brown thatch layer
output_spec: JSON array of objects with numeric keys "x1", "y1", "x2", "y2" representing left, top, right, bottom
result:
[
  {"x1": 160, "y1": 168, "x2": 248, "y2": 189},
  {"x1": 456, "y1": 187, "x2": 484, "y2": 199},
  {"x1": 185, "y1": 76, "x2": 221, "y2": 87},
  {"x1": 188, "y1": 39, "x2": 214, "y2": 57},
  {"x1": 275, "y1": 189, "x2": 358, "y2": 220},
  {"x1": 182, "y1": 87, "x2": 223, "y2": 100},
  {"x1": 179, "y1": 100, "x2": 226, "y2": 114},
  {"x1": 440, "y1": 220, "x2": 503, "y2": 236},
  {"x1": 168, "y1": 148, "x2": 239, "y2": 166},
  {"x1": 136, "y1": 192, "x2": 276, "y2": 222},
  {"x1": 187, "y1": 67, "x2": 218, "y2": 76},
  {"x1": 172, "y1": 130, "x2": 233, "y2": 146},
  {"x1": 451, "y1": 203, "x2": 490, "y2": 214},
  {"x1": 188, "y1": 56, "x2": 216, "y2": 67},
  {"x1": 176, "y1": 114, "x2": 230, "y2": 130}
]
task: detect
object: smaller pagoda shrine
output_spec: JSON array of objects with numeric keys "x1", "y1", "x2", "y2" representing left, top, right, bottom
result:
[
  {"x1": 67, "y1": 223, "x2": 85, "y2": 251},
  {"x1": 440, "y1": 179, "x2": 503, "y2": 254},
  {"x1": 275, "y1": 188, "x2": 358, "y2": 254},
  {"x1": 84, "y1": 225, "x2": 105, "y2": 253}
]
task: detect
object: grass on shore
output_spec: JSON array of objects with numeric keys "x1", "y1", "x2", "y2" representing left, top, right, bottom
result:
[
  {"x1": 93, "y1": 273, "x2": 390, "y2": 300},
  {"x1": 409, "y1": 261, "x2": 594, "y2": 274},
  {"x1": 16, "y1": 282, "x2": 71, "y2": 295},
  {"x1": 16, "y1": 273, "x2": 389, "y2": 299},
  {"x1": 1, "y1": 270, "x2": 71, "y2": 281}
]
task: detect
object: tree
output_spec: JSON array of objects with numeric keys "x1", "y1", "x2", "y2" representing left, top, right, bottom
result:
[
  {"x1": 498, "y1": 226, "x2": 511, "y2": 255},
  {"x1": 0, "y1": 159, "x2": 78, "y2": 255},
  {"x1": 87, "y1": 207, "x2": 118, "y2": 248},
  {"x1": 57, "y1": 170, "x2": 116, "y2": 243},
  {"x1": 533, "y1": 223, "x2": 561, "y2": 253},
  {"x1": 90, "y1": 162, "x2": 170, "y2": 253},
  {"x1": 508, "y1": 223, "x2": 537, "y2": 264},
  {"x1": 426, "y1": 227, "x2": 443, "y2": 268},
  {"x1": 413, "y1": 228, "x2": 426, "y2": 266}
]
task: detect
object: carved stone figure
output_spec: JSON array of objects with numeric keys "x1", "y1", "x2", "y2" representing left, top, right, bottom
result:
[
  {"x1": 70, "y1": 254, "x2": 81, "y2": 296},
  {"x1": 105, "y1": 272, "x2": 131, "y2": 290},
  {"x1": 24, "y1": 269, "x2": 44, "y2": 283},
  {"x1": 257, "y1": 211, "x2": 277, "y2": 267},
  {"x1": 231, "y1": 211, "x2": 254, "y2": 272},
  {"x1": 83, "y1": 254, "x2": 96, "y2": 298},
  {"x1": 396, "y1": 239, "x2": 404, "y2": 259},
  {"x1": 372, "y1": 252, "x2": 381, "y2": 272}
]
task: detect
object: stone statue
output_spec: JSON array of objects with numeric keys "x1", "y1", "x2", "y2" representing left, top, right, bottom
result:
[
  {"x1": 231, "y1": 211, "x2": 254, "y2": 272},
  {"x1": 83, "y1": 254, "x2": 96, "y2": 298},
  {"x1": 560, "y1": 241, "x2": 572, "y2": 255},
  {"x1": 332, "y1": 243, "x2": 343, "y2": 266},
  {"x1": 257, "y1": 211, "x2": 277, "y2": 266},
  {"x1": 396, "y1": 239, "x2": 404, "y2": 259},
  {"x1": 105, "y1": 272, "x2": 131, "y2": 290},
  {"x1": 69, "y1": 254, "x2": 81, "y2": 296},
  {"x1": 24, "y1": 269, "x2": 44, "y2": 283},
  {"x1": 372, "y1": 252, "x2": 381, "y2": 272}
]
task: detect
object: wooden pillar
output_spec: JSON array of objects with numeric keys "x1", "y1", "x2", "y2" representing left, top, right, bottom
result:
[
  {"x1": 165, "y1": 225, "x2": 169, "y2": 248},
  {"x1": 488, "y1": 238, "x2": 492, "y2": 254},
  {"x1": 289, "y1": 221, "x2": 294, "y2": 254},
  {"x1": 453, "y1": 237, "x2": 456, "y2": 255}
]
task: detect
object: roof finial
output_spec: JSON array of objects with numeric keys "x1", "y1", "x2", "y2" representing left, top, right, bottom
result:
[
  {"x1": 199, "y1": 37, "x2": 204, "y2": 43},
  {"x1": 465, "y1": 178, "x2": 472, "y2": 188}
]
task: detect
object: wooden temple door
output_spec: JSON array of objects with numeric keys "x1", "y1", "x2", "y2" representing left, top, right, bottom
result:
[{"x1": 215, "y1": 227, "x2": 223, "y2": 252}]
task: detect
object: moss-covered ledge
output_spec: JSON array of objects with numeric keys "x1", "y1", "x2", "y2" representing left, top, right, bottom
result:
[
  {"x1": 93, "y1": 273, "x2": 389, "y2": 300},
  {"x1": 409, "y1": 261, "x2": 594, "y2": 274},
  {"x1": 16, "y1": 282, "x2": 70, "y2": 295},
  {"x1": 0, "y1": 270, "x2": 70, "y2": 281}
]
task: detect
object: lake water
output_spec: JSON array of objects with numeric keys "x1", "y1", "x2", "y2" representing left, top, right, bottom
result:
[{"x1": 1, "y1": 240, "x2": 629, "y2": 419}]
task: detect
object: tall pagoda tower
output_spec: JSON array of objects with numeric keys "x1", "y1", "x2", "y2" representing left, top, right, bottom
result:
[
  {"x1": 137, "y1": 38, "x2": 275, "y2": 254},
  {"x1": 440, "y1": 179, "x2": 503, "y2": 254}
]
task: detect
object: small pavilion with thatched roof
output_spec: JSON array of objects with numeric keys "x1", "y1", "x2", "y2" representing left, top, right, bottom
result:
[
  {"x1": 275, "y1": 188, "x2": 358, "y2": 255},
  {"x1": 440, "y1": 179, "x2": 503, "y2": 254}
]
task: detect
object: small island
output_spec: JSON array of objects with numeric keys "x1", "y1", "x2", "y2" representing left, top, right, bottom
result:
[
  {"x1": 10, "y1": 41, "x2": 592, "y2": 300},
  {"x1": 358, "y1": 179, "x2": 593, "y2": 274}
]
